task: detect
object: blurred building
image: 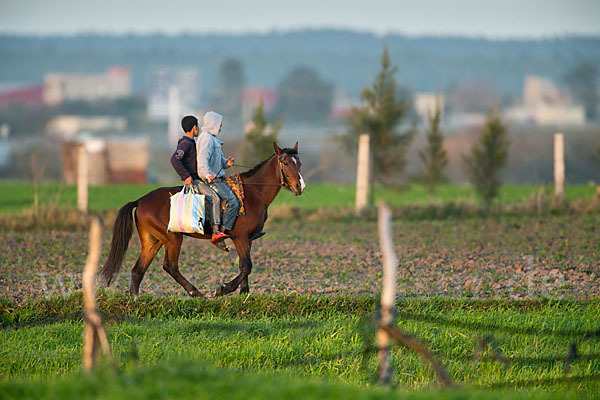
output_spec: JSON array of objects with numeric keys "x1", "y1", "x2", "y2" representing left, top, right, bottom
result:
[
  {"x1": 43, "y1": 67, "x2": 131, "y2": 105},
  {"x1": 523, "y1": 75, "x2": 568, "y2": 106},
  {"x1": 504, "y1": 75, "x2": 585, "y2": 126},
  {"x1": 147, "y1": 66, "x2": 200, "y2": 121},
  {"x1": 445, "y1": 112, "x2": 486, "y2": 129},
  {"x1": 46, "y1": 115, "x2": 127, "y2": 139},
  {"x1": 62, "y1": 136, "x2": 150, "y2": 184},
  {"x1": 414, "y1": 93, "x2": 445, "y2": 122},
  {"x1": 0, "y1": 83, "x2": 44, "y2": 109}
]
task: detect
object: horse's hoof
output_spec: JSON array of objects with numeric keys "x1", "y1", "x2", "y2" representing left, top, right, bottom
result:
[
  {"x1": 214, "y1": 286, "x2": 224, "y2": 297},
  {"x1": 188, "y1": 289, "x2": 205, "y2": 298}
]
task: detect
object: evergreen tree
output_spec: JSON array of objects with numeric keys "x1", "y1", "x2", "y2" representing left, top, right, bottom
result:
[
  {"x1": 419, "y1": 95, "x2": 447, "y2": 196},
  {"x1": 462, "y1": 109, "x2": 509, "y2": 209},
  {"x1": 241, "y1": 99, "x2": 283, "y2": 166},
  {"x1": 343, "y1": 44, "x2": 415, "y2": 206}
]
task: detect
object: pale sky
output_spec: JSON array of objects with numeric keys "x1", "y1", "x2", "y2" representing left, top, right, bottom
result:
[{"x1": 0, "y1": 0, "x2": 599, "y2": 38}]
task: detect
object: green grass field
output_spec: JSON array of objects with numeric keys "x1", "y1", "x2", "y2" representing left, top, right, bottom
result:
[
  {"x1": 1, "y1": 295, "x2": 599, "y2": 398},
  {"x1": 0, "y1": 182, "x2": 597, "y2": 214},
  {"x1": 1, "y1": 182, "x2": 598, "y2": 398}
]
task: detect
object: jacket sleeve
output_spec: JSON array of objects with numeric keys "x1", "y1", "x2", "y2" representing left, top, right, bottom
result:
[
  {"x1": 196, "y1": 133, "x2": 215, "y2": 178},
  {"x1": 222, "y1": 154, "x2": 230, "y2": 169},
  {"x1": 170, "y1": 140, "x2": 192, "y2": 181}
]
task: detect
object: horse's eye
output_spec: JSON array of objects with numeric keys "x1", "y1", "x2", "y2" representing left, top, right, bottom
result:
[{"x1": 284, "y1": 161, "x2": 289, "y2": 166}]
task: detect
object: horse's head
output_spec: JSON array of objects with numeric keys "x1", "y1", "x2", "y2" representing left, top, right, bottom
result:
[{"x1": 274, "y1": 142, "x2": 305, "y2": 196}]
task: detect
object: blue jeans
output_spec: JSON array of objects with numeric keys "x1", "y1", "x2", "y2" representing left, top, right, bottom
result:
[
  {"x1": 209, "y1": 181, "x2": 240, "y2": 231},
  {"x1": 192, "y1": 179, "x2": 221, "y2": 226}
]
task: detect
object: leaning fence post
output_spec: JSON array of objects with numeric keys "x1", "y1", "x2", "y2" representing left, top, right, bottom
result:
[
  {"x1": 82, "y1": 217, "x2": 111, "y2": 371},
  {"x1": 377, "y1": 202, "x2": 398, "y2": 385}
]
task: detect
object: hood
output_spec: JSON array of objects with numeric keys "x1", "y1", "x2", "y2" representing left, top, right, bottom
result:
[{"x1": 201, "y1": 111, "x2": 223, "y2": 136}]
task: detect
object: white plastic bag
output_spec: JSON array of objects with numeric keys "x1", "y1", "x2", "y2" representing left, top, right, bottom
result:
[{"x1": 167, "y1": 185, "x2": 205, "y2": 234}]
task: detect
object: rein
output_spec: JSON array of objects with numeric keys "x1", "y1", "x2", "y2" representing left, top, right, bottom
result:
[{"x1": 240, "y1": 182, "x2": 285, "y2": 186}]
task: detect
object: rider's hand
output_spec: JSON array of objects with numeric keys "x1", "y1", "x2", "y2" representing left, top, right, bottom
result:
[
  {"x1": 227, "y1": 157, "x2": 234, "y2": 167},
  {"x1": 207, "y1": 175, "x2": 215, "y2": 183},
  {"x1": 184, "y1": 176, "x2": 192, "y2": 185}
]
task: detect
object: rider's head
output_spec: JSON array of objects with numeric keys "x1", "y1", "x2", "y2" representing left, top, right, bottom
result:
[
  {"x1": 201, "y1": 111, "x2": 223, "y2": 136},
  {"x1": 181, "y1": 115, "x2": 199, "y2": 137}
]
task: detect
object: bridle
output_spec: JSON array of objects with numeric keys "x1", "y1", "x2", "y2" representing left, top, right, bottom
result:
[
  {"x1": 276, "y1": 154, "x2": 289, "y2": 187},
  {"x1": 235, "y1": 154, "x2": 296, "y2": 190}
]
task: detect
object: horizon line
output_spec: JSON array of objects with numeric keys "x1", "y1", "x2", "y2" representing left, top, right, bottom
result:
[{"x1": 1, "y1": 26, "x2": 599, "y2": 41}]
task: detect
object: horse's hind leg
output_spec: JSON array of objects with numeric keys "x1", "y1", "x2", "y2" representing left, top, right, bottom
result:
[
  {"x1": 162, "y1": 233, "x2": 205, "y2": 298},
  {"x1": 129, "y1": 229, "x2": 162, "y2": 295}
]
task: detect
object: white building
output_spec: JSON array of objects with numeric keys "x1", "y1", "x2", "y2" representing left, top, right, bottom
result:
[
  {"x1": 505, "y1": 75, "x2": 585, "y2": 126},
  {"x1": 414, "y1": 92, "x2": 445, "y2": 122},
  {"x1": 43, "y1": 67, "x2": 131, "y2": 105},
  {"x1": 46, "y1": 115, "x2": 127, "y2": 139},
  {"x1": 147, "y1": 67, "x2": 200, "y2": 122}
]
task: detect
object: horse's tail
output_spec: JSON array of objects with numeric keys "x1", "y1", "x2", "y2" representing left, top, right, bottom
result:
[{"x1": 100, "y1": 200, "x2": 138, "y2": 286}]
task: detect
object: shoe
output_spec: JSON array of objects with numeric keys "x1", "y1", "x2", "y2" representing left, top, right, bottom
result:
[{"x1": 211, "y1": 231, "x2": 230, "y2": 243}]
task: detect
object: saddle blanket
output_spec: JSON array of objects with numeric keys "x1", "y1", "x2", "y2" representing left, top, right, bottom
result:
[{"x1": 222, "y1": 173, "x2": 246, "y2": 215}]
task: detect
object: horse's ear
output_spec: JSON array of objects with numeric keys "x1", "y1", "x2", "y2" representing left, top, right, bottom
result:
[
  {"x1": 273, "y1": 142, "x2": 282, "y2": 155},
  {"x1": 293, "y1": 142, "x2": 298, "y2": 152}
]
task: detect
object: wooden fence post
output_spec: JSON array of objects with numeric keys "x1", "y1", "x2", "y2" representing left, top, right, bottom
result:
[
  {"x1": 554, "y1": 133, "x2": 564, "y2": 205},
  {"x1": 82, "y1": 217, "x2": 111, "y2": 371},
  {"x1": 356, "y1": 134, "x2": 370, "y2": 213},
  {"x1": 377, "y1": 202, "x2": 398, "y2": 385},
  {"x1": 77, "y1": 143, "x2": 88, "y2": 212}
]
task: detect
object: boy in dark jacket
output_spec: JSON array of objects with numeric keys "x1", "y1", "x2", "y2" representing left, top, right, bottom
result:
[{"x1": 170, "y1": 115, "x2": 228, "y2": 244}]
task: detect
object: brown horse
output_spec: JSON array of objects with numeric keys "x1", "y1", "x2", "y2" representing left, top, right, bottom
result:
[{"x1": 100, "y1": 142, "x2": 304, "y2": 297}]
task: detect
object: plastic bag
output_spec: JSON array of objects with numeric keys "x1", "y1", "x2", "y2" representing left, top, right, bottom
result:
[{"x1": 167, "y1": 185, "x2": 205, "y2": 234}]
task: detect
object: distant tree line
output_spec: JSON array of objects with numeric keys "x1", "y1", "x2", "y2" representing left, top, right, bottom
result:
[
  {"x1": 212, "y1": 58, "x2": 334, "y2": 124},
  {"x1": 1, "y1": 32, "x2": 599, "y2": 99}
]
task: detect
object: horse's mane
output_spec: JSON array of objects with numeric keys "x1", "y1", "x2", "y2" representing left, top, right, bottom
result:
[{"x1": 239, "y1": 148, "x2": 298, "y2": 179}]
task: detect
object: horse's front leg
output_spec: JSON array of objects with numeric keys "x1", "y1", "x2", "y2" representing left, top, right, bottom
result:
[
  {"x1": 239, "y1": 250, "x2": 253, "y2": 294},
  {"x1": 215, "y1": 238, "x2": 251, "y2": 297}
]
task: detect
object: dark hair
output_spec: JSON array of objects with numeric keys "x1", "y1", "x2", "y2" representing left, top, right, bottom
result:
[{"x1": 181, "y1": 115, "x2": 198, "y2": 133}]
